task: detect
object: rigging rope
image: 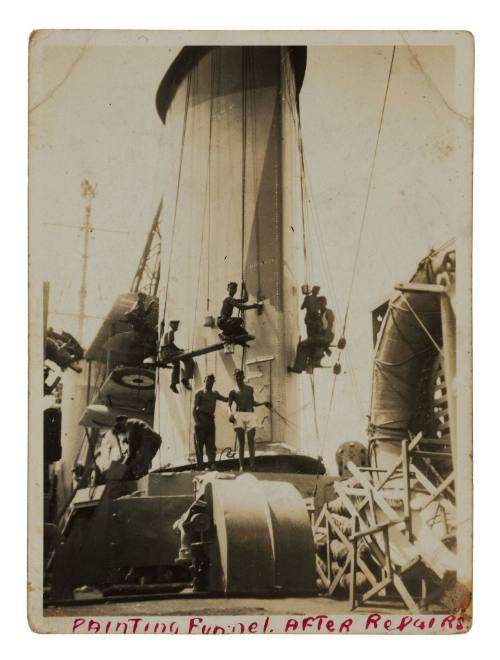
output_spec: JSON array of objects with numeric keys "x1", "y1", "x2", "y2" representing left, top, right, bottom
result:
[
  {"x1": 241, "y1": 47, "x2": 248, "y2": 285},
  {"x1": 317, "y1": 46, "x2": 397, "y2": 456},
  {"x1": 283, "y1": 53, "x2": 346, "y2": 456},
  {"x1": 340, "y1": 45, "x2": 396, "y2": 340},
  {"x1": 398, "y1": 292, "x2": 444, "y2": 357},
  {"x1": 309, "y1": 374, "x2": 321, "y2": 453},
  {"x1": 240, "y1": 47, "x2": 249, "y2": 369},
  {"x1": 159, "y1": 69, "x2": 193, "y2": 337},
  {"x1": 283, "y1": 52, "x2": 341, "y2": 320},
  {"x1": 191, "y1": 56, "x2": 215, "y2": 350},
  {"x1": 156, "y1": 67, "x2": 192, "y2": 454},
  {"x1": 296, "y1": 112, "x2": 310, "y2": 284},
  {"x1": 205, "y1": 50, "x2": 218, "y2": 313},
  {"x1": 249, "y1": 49, "x2": 262, "y2": 300}
]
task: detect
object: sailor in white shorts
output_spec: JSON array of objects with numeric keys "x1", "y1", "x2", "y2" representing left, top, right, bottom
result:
[
  {"x1": 233, "y1": 410, "x2": 258, "y2": 431},
  {"x1": 228, "y1": 369, "x2": 271, "y2": 472}
]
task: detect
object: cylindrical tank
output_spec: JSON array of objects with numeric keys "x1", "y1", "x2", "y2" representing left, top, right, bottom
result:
[{"x1": 153, "y1": 46, "x2": 312, "y2": 466}]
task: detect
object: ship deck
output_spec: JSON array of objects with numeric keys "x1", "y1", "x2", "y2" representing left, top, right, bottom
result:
[{"x1": 44, "y1": 595, "x2": 444, "y2": 618}]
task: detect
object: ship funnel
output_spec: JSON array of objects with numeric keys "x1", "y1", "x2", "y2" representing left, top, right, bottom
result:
[{"x1": 154, "y1": 46, "x2": 314, "y2": 466}]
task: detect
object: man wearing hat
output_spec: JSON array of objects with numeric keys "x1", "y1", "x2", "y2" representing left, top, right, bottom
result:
[
  {"x1": 159, "y1": 320, "x2": 195, "y2": 393},
  {"x1": 192, "y1": 374, "x2": 228, "y2": 470}
]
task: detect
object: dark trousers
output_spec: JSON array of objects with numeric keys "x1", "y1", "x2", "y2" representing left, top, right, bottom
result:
[
  {"x1": 161, "y1": 347, "x2": 194, "y2": 386},
  {"x1": 217, "y1": 316, "x2": 245, "y2": 338},
  {"x1": 194, "y1": 413, "x2": 216, "y2": 468},
  {"x1": 292, "y1": 334, "x2": 333, "y2": 372},
  {"x1": 304, "y1": 313, "x2": 321, "y2": 339},
  {"x1": 171, "y1": 355, "x2": 194, "y2": 386}
]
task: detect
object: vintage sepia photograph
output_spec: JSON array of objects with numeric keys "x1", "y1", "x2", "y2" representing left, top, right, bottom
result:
[{"x1": 28, "y1": 30, "x2": 473, "y2": 634}]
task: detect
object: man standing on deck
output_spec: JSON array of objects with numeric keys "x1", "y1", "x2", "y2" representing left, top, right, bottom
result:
[
  {"x1": 217, "y1": 281, "x2": 263, "y2": 343},
  {"x1": 228, "y1": 369, "x2": 271, "y2": 472},
  {"x1": 192, "y1": 374, "x2": 228, "y2": 470}
]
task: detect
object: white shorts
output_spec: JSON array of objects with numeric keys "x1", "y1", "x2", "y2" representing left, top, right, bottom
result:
[{"x1": 233, "y1": 411, "x2": 259, "y2": 431}]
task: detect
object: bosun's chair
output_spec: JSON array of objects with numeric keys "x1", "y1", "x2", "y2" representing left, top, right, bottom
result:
[{"x1": 312, "y1": 431, "x2": 457, "y2": 611}]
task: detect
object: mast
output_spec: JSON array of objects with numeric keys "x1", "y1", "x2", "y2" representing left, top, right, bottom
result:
[{"x1": 78, "y1": 179, "x2": 96, "y2": 343}]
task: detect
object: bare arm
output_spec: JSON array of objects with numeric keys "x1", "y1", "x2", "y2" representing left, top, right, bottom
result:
[
  {"x1": 230, "y1": 297, "x2": 261, "y2": 311},
  {"x1": 228, "y1": 391, "x2": 236, "y2": 422},
  {"x1": 251, "y1": 388, "x2": 271, "y2": 408},
  {"x1": 215, "y1": 391, "x2": 229, "y2": 403},
  {"x1": 326, "y1": 310, "x2": 335, "y2": 334},
  {"x1": 192, "y1": 392, "x2": 201, "y2": 420}
]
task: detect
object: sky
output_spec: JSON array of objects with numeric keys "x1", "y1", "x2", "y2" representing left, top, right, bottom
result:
[{"x1": 29, "y1": 31, "x2": 472, "y2": 465}]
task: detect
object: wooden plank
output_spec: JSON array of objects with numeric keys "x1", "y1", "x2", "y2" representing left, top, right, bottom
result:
[
  {"x1": 437, "y1": 422, "x2": 450, "y2": 433},
  {"x1": 399, "y1": 555, "x2": 422, "y2": 575},
  {"x1": 426, "y1": 461, "x2": 456, "y2": 498},
  {"x1": 350, "y1": 521, "x2": 393, "y2": 541},
  {"x1": 350, "y1": 539, "x2": 357, "y2": 609},
  {"x1": 313, "y1": 505, "x2": 327, "y2": 530},
  {"x1": 343, "y1": 486, "x2": 371, "y2": 497},
  {"x1": 326, "y1": 514, "x2": 331, "y2": 583},
  {"x1": 356, "y1": 432, "x2": 423, "y2": 516},
  {"x1": 316, "y1": 557, "x2": 330, "y2": 589},
  {"x1": 325, "y1": 510, "x2": 352, "y2": 549},
  {"x1": 419, "y1": 437, "x2": 451, "y2": 446},
  {"x1": 348, "y1": 463, "x2": 402, "y2": 523},
  {"x1": 382, "y1": 525, "x2": 393, "y2": 580},
  {"x1": 402, "y1": 439, "x2": 412, "y2": 540},
  {"x1": 359, "y1": 576, "x2": 392, "y2": 604},
  {"x1": 416, "y1": 473, "x2": 455, "y2": 512},
  {"x1": 336, "y1": 486, "x2": 411, "y2": 567},
  {"x1": 159, "y1": 335, "x2": 254, "y2": 364},
  {"x1": 344, "y1": 464, "x2": 417, "y2": 568},
  {"x1": 412, "y1": 465, "x2": 456, "y2": 519},
  {"x1": 328, "y1": 555, "x2": 351, "y2": 596},
  {"x1": 357, "y1": 556, "x2": 379, "y2": 588},
  {"x1": 392, "y1": 574, "x2": 420, "y2": 613}
]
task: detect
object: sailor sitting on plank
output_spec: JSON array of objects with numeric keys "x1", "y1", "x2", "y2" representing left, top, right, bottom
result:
[
  {"x1": 217, "y1": 281, "x2": 262, "y2": 344},
  {"x1": 159, "y1": 320, "x2": 195, "y2": 393},
  {"x1": 288, "y1": 296, "x2": 335, "y2": 373}
]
